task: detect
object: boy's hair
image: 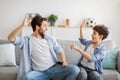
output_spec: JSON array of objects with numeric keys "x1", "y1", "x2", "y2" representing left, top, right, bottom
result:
[
  {"x1": 31, "y1": 15, "x2": 47, "y2": 32},
  {"x1": 93, "y1": 25, "x2": 109, "y2": 40}
]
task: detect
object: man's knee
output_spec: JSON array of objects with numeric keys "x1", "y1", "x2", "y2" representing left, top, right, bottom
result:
[
  {"x1": 25, "y1": 73, "x2": 33, "y2": 80},
  {"x1": 24, "y1": 71, "x2": 47, "y2": 80},
  {"x1": 68, "y1": 65, "x2": 80, "y2": 75}
]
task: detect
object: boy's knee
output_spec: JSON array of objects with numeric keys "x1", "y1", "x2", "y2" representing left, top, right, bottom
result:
[
  {"x1": 77, "y1": 72, "x2": 87, "y2": 80},
  {"x1": 90, "y1": 76, "x2": 103, "y2": 80}
]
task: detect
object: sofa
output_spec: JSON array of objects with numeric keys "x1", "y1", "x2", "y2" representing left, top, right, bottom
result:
[{"x1": 0, "y1": 39, "x2": 120, "y2": 80}]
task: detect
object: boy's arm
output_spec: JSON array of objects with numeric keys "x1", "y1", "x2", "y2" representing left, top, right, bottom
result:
[
  {"x1": 80, "y1": 19, "x2": 87, "y2": 39},
  {"x1": 71, "y1": 44, "x2": 92, "y2": 60},
  {"x1": 79, "y1": 19, "x2": 92, "y2": 46}
]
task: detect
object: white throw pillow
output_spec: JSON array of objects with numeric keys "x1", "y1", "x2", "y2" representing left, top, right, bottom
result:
[{"x1": 0, "y1": 43, "x2": 17, "y2": 66}]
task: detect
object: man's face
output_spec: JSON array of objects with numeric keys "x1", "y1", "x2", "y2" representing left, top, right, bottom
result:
[
  {"x1": 91, "y1": 30, "x2": 102, "y2": 43},
  {"x1": 38, "y1": 21, "x2": 48, "y2": 38}
]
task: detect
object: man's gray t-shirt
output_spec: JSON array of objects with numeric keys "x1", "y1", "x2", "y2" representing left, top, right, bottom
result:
[{"x1": 31, "y1": 36, "x2": 55, "y2": 71}]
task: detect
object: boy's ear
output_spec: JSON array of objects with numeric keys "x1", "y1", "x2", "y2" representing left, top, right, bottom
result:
[{"x1": 100, "y1": 35, "x2": 103, "y2": 40}]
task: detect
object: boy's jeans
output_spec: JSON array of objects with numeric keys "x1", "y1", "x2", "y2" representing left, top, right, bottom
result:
[{"x1": 25, "y1": 64, "x2": 79, "y2": 80}]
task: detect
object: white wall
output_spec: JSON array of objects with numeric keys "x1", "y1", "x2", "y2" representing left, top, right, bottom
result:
[{"x1": 0, "y1": 0, "x2": 120, "y2": 47}]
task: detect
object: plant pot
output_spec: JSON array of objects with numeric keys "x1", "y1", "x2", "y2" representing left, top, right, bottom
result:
[{"x1": 50, "y1": 21, "x2": 55, "y2": 26}]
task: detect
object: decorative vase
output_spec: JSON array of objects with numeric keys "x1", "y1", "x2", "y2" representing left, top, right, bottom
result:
[{"x1": 50, "y1": 21, "x2": 55, "y2": 26}]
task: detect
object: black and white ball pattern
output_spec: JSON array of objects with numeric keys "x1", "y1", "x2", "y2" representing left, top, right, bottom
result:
[{"x1": 86, "y1": 18, "x2": 96, "y2": 27}]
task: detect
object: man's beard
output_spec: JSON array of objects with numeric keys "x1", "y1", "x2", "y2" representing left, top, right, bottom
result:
[{"x1": 38, "y1": 29, "x2": 45, "y2": 38}]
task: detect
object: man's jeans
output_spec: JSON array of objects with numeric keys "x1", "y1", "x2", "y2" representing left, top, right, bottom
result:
[{"x1": 25, "y1": 64, "x2": 79, "y2": 80}]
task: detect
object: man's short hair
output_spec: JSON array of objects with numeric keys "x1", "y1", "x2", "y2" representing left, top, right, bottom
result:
[{"x1": 31, "y1": 15, "x2": 47, "y2": 32}]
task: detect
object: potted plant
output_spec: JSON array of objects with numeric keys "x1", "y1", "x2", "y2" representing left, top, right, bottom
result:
[{"x1": 48, "y1": 14, "x2": 58, "y2": 26}]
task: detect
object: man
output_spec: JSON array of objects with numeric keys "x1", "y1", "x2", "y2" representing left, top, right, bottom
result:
[
  {"x1": 71, "y1": 19, "x2": 109, "y2": 80},
  {"x1": 8, "y1": 14, "x2": 79, "y2": 80}
]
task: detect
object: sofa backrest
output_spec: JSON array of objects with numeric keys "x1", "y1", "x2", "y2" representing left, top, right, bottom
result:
[
  {"x1": 102, "y1": 40, "x2": 115, "y2": 50},
  {"x1": 57, "y1": 39, "x2": 116, "y2": 65},
  {"x1": 0, "y1": 39, "x2": 116, "y2": 66}
]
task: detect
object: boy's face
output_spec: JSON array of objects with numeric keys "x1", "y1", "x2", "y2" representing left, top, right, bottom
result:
[{"x1": 91, "y1": 30, "x2": 103, "y2": 43}]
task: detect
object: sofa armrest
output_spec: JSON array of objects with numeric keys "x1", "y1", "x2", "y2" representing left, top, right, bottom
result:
[{"x1": 117, "y1": 51, "x2": 120, "y2": 73}]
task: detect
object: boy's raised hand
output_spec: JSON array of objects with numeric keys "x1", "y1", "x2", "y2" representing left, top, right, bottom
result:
[{"x1": 80, "y1": 19, "x2": 87, "y2": 29}]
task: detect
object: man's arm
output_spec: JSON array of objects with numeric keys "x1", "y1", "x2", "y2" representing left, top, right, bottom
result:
[
  {"x1": 51, "y1": 37, "x2": 68, "y2": 66},
  {"x1": 59, "y1": 52, "x2": 68, "y2": 66},
  {"x1": 8, "y1": 24, "x2": 25, "y2": 42},
  {"x1": 8, "y1": 14, "x2": 29, "y2": 42}
]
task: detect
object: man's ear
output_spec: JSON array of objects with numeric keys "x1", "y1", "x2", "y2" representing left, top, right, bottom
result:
[{"x1": 36, "y1": 25, "x2": 40, "y2": 30}]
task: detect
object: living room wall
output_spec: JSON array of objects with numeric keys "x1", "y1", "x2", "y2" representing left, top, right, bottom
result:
[{"x1": 0, "y1": 0, "x2": 120, "y2": 47}]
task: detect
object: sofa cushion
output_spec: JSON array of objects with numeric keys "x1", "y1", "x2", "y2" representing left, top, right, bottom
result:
[
  {"x1": 0, "y1": 67, "x2": 18, "y2": 80},
  {"x1": 0, "y1": 39, "x2": 21, "y2": 66},
  {"x1": 103, "y1": 69, "x2": 120, "y2": 80},
  {"x1": 54, "y1": 70, "x2": 120, "y2": 80},
  {"x1": 117, "y1": 52, "x2": 120, "y2": 73},
  {"x1": 0, "y1": 43, "x2": 17, "y2": 67},
  {"x1": 102, "y1": 48, "x2": 120, "y2": 69}
]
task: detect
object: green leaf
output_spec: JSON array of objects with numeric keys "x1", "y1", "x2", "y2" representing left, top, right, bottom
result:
[{"x1": 47, "y1": 14, "x2": 58, "y2": 22}]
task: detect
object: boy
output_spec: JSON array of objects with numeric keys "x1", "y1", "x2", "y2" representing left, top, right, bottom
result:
[{"x1": 71, "y1": 19, "x2": 109, "y2": 80}]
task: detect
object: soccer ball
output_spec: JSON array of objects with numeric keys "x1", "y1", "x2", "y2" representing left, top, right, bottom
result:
[
  {"x1": 28, "y1": 13, "x2": 39, "y2": 26},
  {"x1": 29, "y1": 13, "x2": 39, "y2": 21},
  {"x1": 86, "y1": 18, "x2": 96, "y2": 27}
]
